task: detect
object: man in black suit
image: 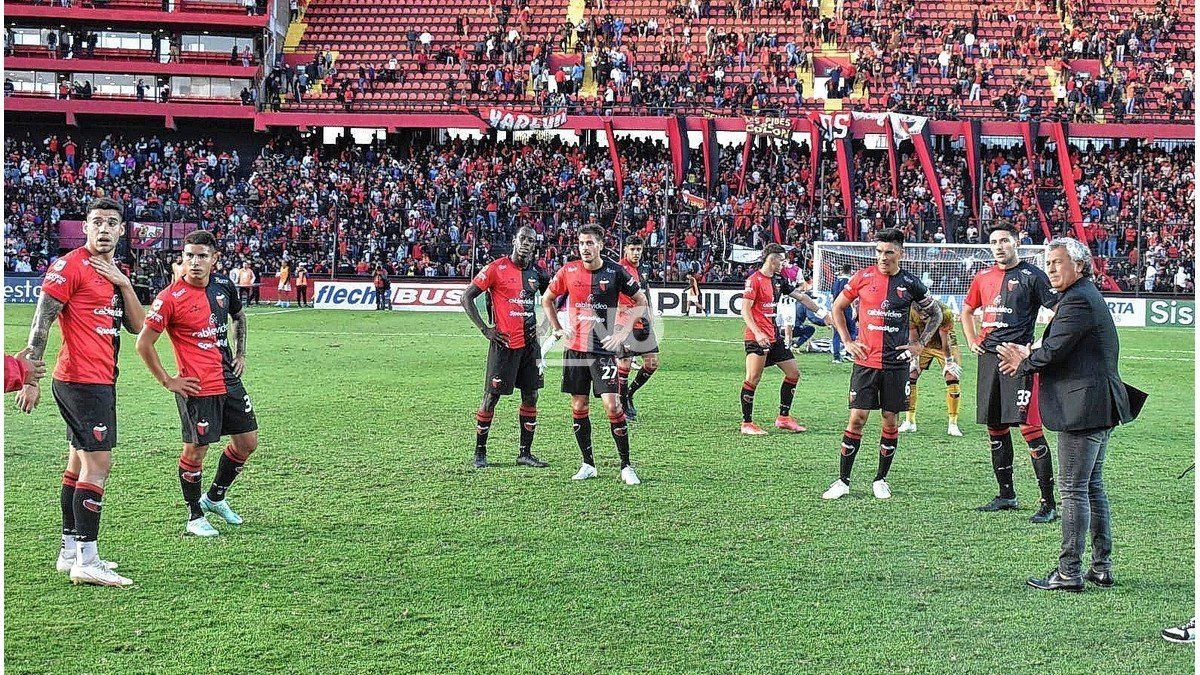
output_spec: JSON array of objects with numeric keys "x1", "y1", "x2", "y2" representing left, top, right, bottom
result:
[{"x1": 997, "y1": 237, "x2": 1140, "y2": 592}]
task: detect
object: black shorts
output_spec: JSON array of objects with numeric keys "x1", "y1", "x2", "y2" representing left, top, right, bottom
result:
[
  {"x1": 848, "y1": 364, "x2": 911, "y2": 413},
  {"x1": 485, "y1": 342, "x2": 544, "y2": 395},
  {"x1": 176, "y1": 379, "x2": 259, "y2": 446},
  {"x1": 976, "y1": 351, "x2": 1036, "y2": 426},
  {"x1": 744, "y1": 339, "x2": 794, "y2": 367},
  {"x1": 561, "y1": 349, "x2": 619, "y2": 397},
  {"x1": 51, "y1": 379, "x2": 117, "y2": 452},
  {"x1": 621, "y1": 324, "x2": 660, "y2": 357}
]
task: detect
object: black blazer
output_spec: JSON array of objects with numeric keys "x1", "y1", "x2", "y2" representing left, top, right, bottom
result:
[{"x1": 1017, "y1": 277, "x2": 1135, "y2": 432}]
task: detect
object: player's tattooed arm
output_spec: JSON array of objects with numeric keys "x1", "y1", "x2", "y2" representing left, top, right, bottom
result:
[
  {"x1": 232, "y1": 309, "x2": 248, "y2": 376},
  {"x1": 15, "y1": 293, "x2": 66, "y2": 412},
  {"x1": 913, "y1": 296, "x2": 943, "y2": 348}
]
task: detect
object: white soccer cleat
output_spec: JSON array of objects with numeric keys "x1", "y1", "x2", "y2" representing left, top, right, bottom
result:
[
  {"x1": 186, "y1": 516, "x2": 220, "y2": 537},
  {"x1": 57, "y1": 552, "x2": 117, "y2": 574},
  {"x1": 200, "y1": 495, "x2": 243, "y2": 524},
  {"x1": 947, "y1": 422, "x2": 963, "y2": 437},
  {"x1": 69, "y1": 560, "x2": 133, "y2": 587},
  {"x1": 822, "y1": 479, "x2": 851, "y2": 500},
  {"x1": 872, "y1": 479, "x2": 892, "y2": 499},
  {"x1": 620, "y1": 466, "x2": 641, "y2": 485},
  {"x1": 898, "y1": 420, "x2": 917, "y2": 433},
  {"x1": 571, "y1": 463, "x2": 597, "y2": 480}
]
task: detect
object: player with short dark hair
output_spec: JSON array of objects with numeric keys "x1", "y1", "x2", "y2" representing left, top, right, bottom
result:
[
  {"x1": 961, "y1": 223, "x2": 1061, "y2": 523},
  {"x1": 461, "y1": 226, "x2": 551, "y2": 469},
  {"x1": 739, "y1": 243, "x2": 829, "y2": 435},
  {"x1": 616, "y1": 235, "x2": 658, "y2": 421},
  {"x1": 542, "y1": 225, "x2": 649, "y2": 485},
  {"x1": 137, "y1": 229, "x2": 259, "y2": 538},
  {"x1": 899, "y1": 303, "x2": 964, "y2": 437},
  {"x1": 831, "y1": 264, "x2": 857, "y2": 363},
  {"x1": 18, "y1": 197, "x2": 146, "y2": 586},
  {"x1": 823, "y1": 228, "x2": 944, "y2": 500}
]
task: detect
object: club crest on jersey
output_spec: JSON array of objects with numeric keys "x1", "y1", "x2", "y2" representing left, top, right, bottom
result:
[
  {"x1": 82, "y1": 498, "x2": 103, "y2": 513},
  {"x1": 895, "y1": 286, "x2": 907, "y2": 298},
  {"x1": 196, "y1": 420, "x2": 210, "y2": 436},
  {"x1": 1007, "y1": 279, "x2": 1019, "y2": 291},
  {"x1": 92, "y1": 424, "x2": 108, "y2": 442},
  {"x1": 599, "y1": 279, "x2": 609, "y2": 291},
  {"x1": 215, "y1": 294, "x2": 227, "y2": 309}
]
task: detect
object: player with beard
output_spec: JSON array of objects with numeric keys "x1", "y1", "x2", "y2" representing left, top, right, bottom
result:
[
  {"x1": 137, "y1": 230, "x2": 259, "y2": 537},
  {"x1": 615, "y1": 235, "x2": 658, "y2": 421},
  {"x1": 542, "y1": 225, "x2": 649, "y2": 485},
  {"x1": 740, "y1": 243, "x2": 829, "y2": 435},
  {"x1": 460, "y1": 226, "x2": 551, "y2": 469},
  {"x1": 962, "y1": 223, "x2": 1060, "y2": 523},
  {"x1": 17, "y1": 197, "x2": 146, "y2": 586},
  {"x1": 822, "y1": 229, "x2": 944, "y2": 500}
]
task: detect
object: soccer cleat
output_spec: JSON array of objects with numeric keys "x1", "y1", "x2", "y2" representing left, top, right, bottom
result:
[
  {"x1": 473, "y1": 452, "x2": 489, "y2": 469},
  {"x1": 1030, "y1": 500, "x2": 1058, "y2": 524},
  {"x1": 740, "y1": 422, "x2": 768, "y2": 436},
  {"x1": 516, "y1": 453, "x2": 549, "y2": 468},
  {"x1": 69, "y1": 560, "x2": 133, "y2": 587},
  {"x1": 976, "y1": 496, "x2": 1020, "y2": 512},
  {"x1": 898, "y1": 420, "x2": 917, "y2": 433},
  {"x1": 1162, "y1": 618, "x2": 1195, "y2": 643},
  {"x1": 822, "y1": 479, "x2": 851, "y2": 500},
  {"x1": 947, "y1": 422, "x2": 963, "y2": 437},
  {"x1": 620, "y1": 466, "x2": 641, "y2": 485},
  {"x1": 571, "y1": 463, "x2": 597, "y2": 480},
  {"x1": 872, "y1": 479, "x2": 892, "y2": 499},
  {"x1": 774, "y1": 416, "x2": 808, "y2": 433},
  {"x1": 186, "y1": 516, "x2": 220, "y2": 537},
  {"x1": 200, "y1": 495, "x2": 243, "y2": 524},
  {"x1": 56, "y1": 552, "x2": 117, "y2": 574}
]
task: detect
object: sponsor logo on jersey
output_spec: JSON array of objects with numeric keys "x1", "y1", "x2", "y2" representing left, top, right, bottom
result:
[
  {"x1": 172, "y1": 287, "x2": 187, "y2": 297},
  {"x1": 92, "y1": 424, "x2": 108, "y2": 442}
]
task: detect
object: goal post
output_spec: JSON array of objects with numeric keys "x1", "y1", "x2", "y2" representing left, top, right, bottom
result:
[{"x1": 811, "y1": 242, "x2": 1049, "y2": 315}]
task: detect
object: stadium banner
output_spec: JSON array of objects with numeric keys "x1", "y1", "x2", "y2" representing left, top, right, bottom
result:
[
  {"x1": 602, "y1": 118, "x2": 624, "y2": 198},
  {"x1": 484, "y1": 107, "x2": 567, "y2": 131},
  {"x1": 312, "y1": 280, "x2": 465, "y2": 312},
  {"x1": 59, "y1": 220, "x2": 199, "y2": 250},
  {"x1": 743, "y1": 115, "x2": 792, "y2": 140},
  {"x1": 1103, "y1": 298, "x2": 1147, "y2": 327},
  {"x1": 5, "y1": 274, "x2": 44, "y2": 304},
  {"x1": 1145, "y1": 299, "x2": 1195, "y2": 327},
  {"x1": 962, "y1": 120, "x2": 982, "y2": 220},
  {"x1": 834, "y1": 136, "x2": 856, "y2": 240},
  {"x1": 885, "y1": 118, "x2": 899, "y2": 198}
]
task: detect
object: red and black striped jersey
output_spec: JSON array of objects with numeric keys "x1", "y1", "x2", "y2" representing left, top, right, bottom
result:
[
  {"x1": 617, "y1": 257, "x2": 651, "y2": 328},
  {"x1": 840, "y1": 265, "x2": 929, "y2": 370},
  {"x1": 549, "y1": 258, "x2": 640, "y2": 355},
  {"x1": 145, "y1": 276, "x2": 242, "y2": 396},
  {"x1": 742, "y1": 270, "x2": 796, "y2": 341},
  {"x1": 964, "y1": 262, "x2": 1058, "y2": 352},
  {"x1": 41, "y1": 248, "x2": 124, "y2": 385},
  {"x1": 472, "y1": 256, "x2": 549, "y2": 349}
]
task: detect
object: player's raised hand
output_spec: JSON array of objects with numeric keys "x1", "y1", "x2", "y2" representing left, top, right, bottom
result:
[
  {"x1": 232, "y1": 355, "x2": 246, "y2": 377},
  {"x1": 844, "y1": 340, "x2": 868, "y2": 361},
  {"x1": 90, "y1": 258, "x2": 132, "y2": 289},
  {"x1": 15, "y1": 383, "x2": 40, "y2": 413},
  {"x1": 164, "y1": 375, "x2": 202, "y2": 397},
  {"x1": 481, "y1": 326, "x2": 508, "y2": 348}
]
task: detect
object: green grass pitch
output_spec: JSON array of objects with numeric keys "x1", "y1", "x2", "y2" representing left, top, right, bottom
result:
[{"x1": 3, "y1": 305, "x2": 1194, "y2": 674}]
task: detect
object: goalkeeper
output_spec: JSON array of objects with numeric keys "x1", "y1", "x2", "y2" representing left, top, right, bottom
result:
[{"x1": 898, "y1": 304, "x2": 964, "y2": 437}]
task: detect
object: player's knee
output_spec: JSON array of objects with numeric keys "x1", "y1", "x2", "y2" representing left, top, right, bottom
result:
[
  {"x1": 182, "y1": 443, "x2": 209, "y2": 463},
  {"x1": 231, "y1": 433, "x2": 258, "y2": 456},
  {"x1": 1019, "y1": 424, "x2": 1044, "y2": 442},
  {"x1": 520, "y1": 390, "x2": 538, "y2": 408},
  {"x1": 880, "y1": 413, "x2": 899, "y2": 433}
]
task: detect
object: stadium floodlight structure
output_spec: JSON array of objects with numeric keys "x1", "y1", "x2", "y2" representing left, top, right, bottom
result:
[{"x1": 811, "y1": 241, "x2": 1049, "y2": 303}]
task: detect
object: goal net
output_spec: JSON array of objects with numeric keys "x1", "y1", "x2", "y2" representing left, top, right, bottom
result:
[{"x1": 811, "y1": 242, "x2": 1049, "y2": 301}]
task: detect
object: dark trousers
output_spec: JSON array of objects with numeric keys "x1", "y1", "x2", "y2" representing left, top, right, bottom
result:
[
  {"x1": 297, "y1": 285, "x2": 308, "y2": 306},
  {"x1": 1056, "y1": 427, "x2": 1113, "y2": 578}
]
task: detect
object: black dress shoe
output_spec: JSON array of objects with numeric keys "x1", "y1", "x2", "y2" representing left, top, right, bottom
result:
[
  {"x1": 516, "y1": 453, "x2": 549, "y2": 468},
  {"x1": 1027, "y1": 569, "x2": 1085, "y2": 592},
  {"x1": 1084, "y1": 568, "x2": 1115, "y2": 588}
]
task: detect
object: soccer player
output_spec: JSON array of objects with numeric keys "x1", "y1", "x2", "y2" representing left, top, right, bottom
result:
[
  {"x1": 460, "y1": 226, "x2": 551, "y2": 469},
  {"x1": 739, "y1": 243, "x2": 829, "y2": 436},
  {"x1": 16, "y1": 197, "x2": 146, "y2": 587},
  {"x1": 830, "y1": 264, "x2": 857, "y2": 364},
  {"x1": 682, "y1": 272, "x2": 708, "y2": 317},
  {"x1": 615, "y1": 235, "x2": 658, "y2": 421},
  {"x1": 276, "y1": 259, "x2": 291, "y2": 308},
  {"x1": 962, "y1": 223, "x2": 1060, "y2": 523},
  {"x1": 541, "y1": 225, "x2": 649, "y2": 485},
  {"x1": 295, "y1": 265, "x2": 309, "y2": 307},
  {"x1": 235, "y1": 261, "x2": 254, "y2": 306},
  {"x1": 136, "y1": 230, "x2": 259, "y2": 538},
  {"x1": 822, "y1": 229, "x2": 943, "y2": 500},
  {"x1": 898, "y1": 303, "x2": 964, "y2": 436}
]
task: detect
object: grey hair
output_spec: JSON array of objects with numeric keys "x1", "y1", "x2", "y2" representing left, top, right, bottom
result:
[{"x1": 1047, "y1": 237, "x2": 1093, "y2": 279}]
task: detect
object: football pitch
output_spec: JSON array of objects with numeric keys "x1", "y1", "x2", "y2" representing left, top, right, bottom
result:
[{"x1": 3, "y1": 305, "x2": 1195, "y2": 674}]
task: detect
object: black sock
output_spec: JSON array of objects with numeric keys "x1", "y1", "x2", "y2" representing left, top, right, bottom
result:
[
  {"x1": 475, "y1": 409, "x2": 494, "y2": 457},
  {"x1": 573, "y1": 410, "x2": 594, "y2": 465},
  {"x1": 518, "y1": 405, "x2": 537, "y2": 456},
  {"x1": 875, "y1": 428, "x2": 898, "y2": 481},
  {"x1": 779, "y1": 375, "x2": 798, "y2": 416},
  {"x1": 179, "y1": 455, "x2": 204, "y2": 520},
  {"x1": 629, "y1": 366, "x2": 657, "y2": 396},
  {"x1": 988, "y1": 427, "x2": 1016, "y2": 499},
  {"x1": 1025, "y1": 431, "x2": 1056, "y2": 506},
  {"x1": 207, "y1": 444, "x2": 247, "y2": 503},
  {"x1": 609, "y1": 411, "x2": 631, "y2": 468},
  {"x1": 741, "y1": 380, "x2": 756, "y2": 423},
  {"x1": 839, "y1": 429, "x2": 862, "y2": 483},
  {"x1": 72, "y1": 481, "x2": 104, "y2": 543},
  {"x1": 617, "y1": 366, "x2": 631, "y2": 405},
  {"x1": 61, "y1": 471, "x2": 78, "y2": 539}
]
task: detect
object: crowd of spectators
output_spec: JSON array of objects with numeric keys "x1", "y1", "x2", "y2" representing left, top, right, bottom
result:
[{"x1": 4, "y1": 130, "x2": 1193, "y2": 296}]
